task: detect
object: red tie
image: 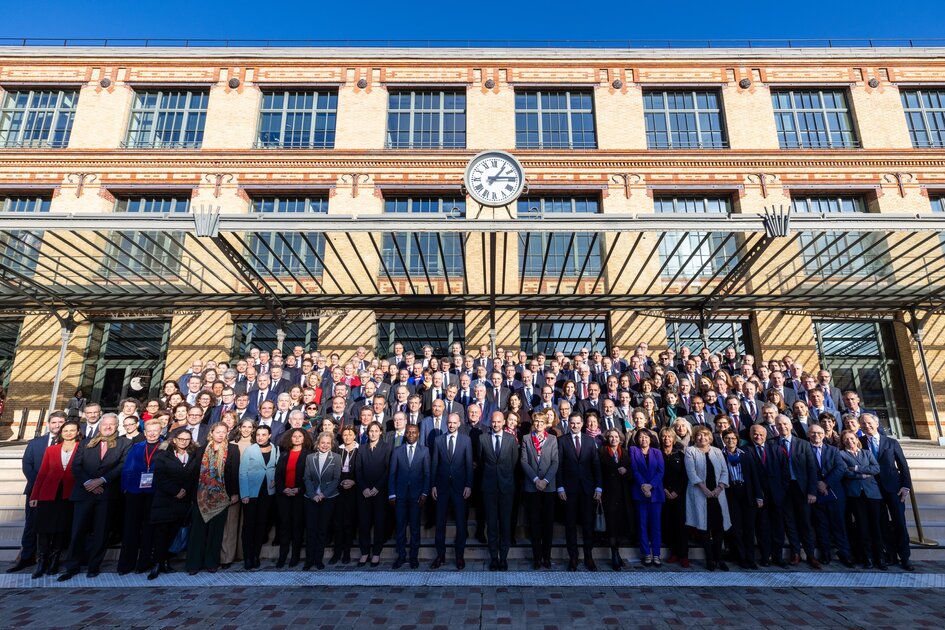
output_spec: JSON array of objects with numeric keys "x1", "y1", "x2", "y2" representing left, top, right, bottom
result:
[{"x1": 574, "y1": 435, "x2": 582, "y2": 456}]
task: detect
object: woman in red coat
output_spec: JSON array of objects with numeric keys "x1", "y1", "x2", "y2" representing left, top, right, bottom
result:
[{"x1": 28, "y1": 420, "x2": 80, "y2": 578}]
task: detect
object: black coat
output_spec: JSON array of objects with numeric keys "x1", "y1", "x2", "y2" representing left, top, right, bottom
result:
[
  {"x1": 661, "y1": 447, "x2": 688, "y2": 496},
  {"x1": 70, "y1": 438, "x2": 130, "y2": 502},
  {"x1": 354, "y1": 441, "x2": 391, "y2": 495},
  {"x1": 275, "y1": 447, "x2": 313, "y2": 493},
  {"x1": 150, "y1": 448, "x2": 200, "y2": 524},
  {"x1": 598, "y1": 445, "x2": 634, "y2": 533}
]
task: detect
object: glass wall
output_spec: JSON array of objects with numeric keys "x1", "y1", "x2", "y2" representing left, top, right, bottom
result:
[
  {"x1": 376, "y1": 317, "x2": 464, "y2": 358},
  {"x1": 520, "y1": 317, "x2": 608, "y2": 356}
]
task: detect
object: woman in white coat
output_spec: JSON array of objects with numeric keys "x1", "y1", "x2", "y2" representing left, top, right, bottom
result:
[{"x1": 684, "y1": 425, "x2": 730, "y2": 571}]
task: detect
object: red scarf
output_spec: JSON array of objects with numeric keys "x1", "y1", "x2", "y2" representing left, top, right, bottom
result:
[
  {"x1": 531, "y1": 431, "x2": 546, "y2": 456},
  {"x1": 607, "y1": 445, "x2": 621, "y2": 462}
]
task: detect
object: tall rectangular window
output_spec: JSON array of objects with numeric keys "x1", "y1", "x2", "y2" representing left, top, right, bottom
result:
[
  {"x1": 377, "y1": 317, "x2": 464, "y2": 357},
  {"x1": 901, "y1": 88, "x2": 945, "y2": 148},
  {"x1": 654, "y1": 197, "x2": 736, "y2": 279},
  {"x1": 644, "y1": 90, "x2": 727, "y2": 149},
  {"x1": 772, "y1": 89, "x2": 858, "y2": 149},
  {"x1": 518, "y1": 197, "x2": 600, "y2": 278},
  {"x1": 793, "y1": 196, "x2": 885, "y2": 277},
  {"x1": 247, "y1": 197, "x2": 328, "y2": 276},
  {"x1": 515, "y1": 90, "x2": 596, "y2": 149},
  {"x1": 665, "y1": 320, "x2": 750, "y2": 356},
  {"x1": 257, "y1": 90, "x2": 337, "y2": 149},
  {"x1": 125, "y1": 90, "x2": 209, "y2": 149},
  {"x1": 0, "y1": 318, "x2": 22, "y2": 390},
  {"x1": 106, "y1": 197, "x2": 190, "y2": 275},
  {"x1": 520, "y1": 317, "x2": 608, "y2": 356},
  {"x1": 0, "y1": 89, "x2": 78, "y2": 148},
  {"x1": 382, "y1": 197, "x2": 465, "y2": 276},
  {"x1": 387, "y1": 90, "x2": 466, "y2": 149},
  {"x1": 0, "y1": 196, "x2": 50, "y2": 275}
]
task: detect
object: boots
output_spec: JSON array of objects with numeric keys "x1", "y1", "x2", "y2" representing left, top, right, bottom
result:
[
  {"x1": 46, "y1": 551, "x2": 61, "y2": 575},
  {"x1": 147, "y1": 563, "x2": 161, "y2": 580},
  {"x1": 610, "y1": 548, "x2": 621, "y2": 571},
  {"x1": 31, "y1": 554, "x2": 46, "y2": 579}
]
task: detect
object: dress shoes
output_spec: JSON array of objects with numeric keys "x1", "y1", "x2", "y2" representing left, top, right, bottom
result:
[
  {"x1": 680, "y1": 559, "x2": 690, "y2": 568},
  {"x1": 584, "y1": 558, "x2": 598, "y2": 572},
  {"x1": 341, "y1": 551, "x2": 351, "y2": 564},
  {"x1": 456, "y1": 558, "x2": 465, "y2": 570},
  {"x1": 147, "y1": 564, "x2": 162, "y2": 580},
  {"x1": 567, "y1": 558, "x2": 578, "y2": 572},
  {"x1": 902, "y1": 561, "x2": 915, "y2": 571},
  {"x1": 532, "y1": 560, "x2": 541, "y2": 570},
  {"x1": 315, "y1": 562, "x2": 326, "y2": 570},
  {"x1": 489, "y1": 560, "x2": 499, "y2": 571},
  {"x1": 499, "y1": 560, "x2": 508, "y2": 571},
  {"x1": 706, "y1": 561, "x2": 717, "y2": 571},
  {"x1": 275, "y1": 558, "x2": 286, "y2": 569},
  {"x1": 808, "y1": 558, "x2": 822, "y2": 570},
  {"x1": 541, "y1": 558, "x2": 551, "y2": 569},
  {"x1": 431, "y1": 556, "x2": 445, "y2": 569},
  {"x1": 392, "y1": 558, "x2": 406, "y2": 570},
  {"x1": 789, "y1": 554, "x2": 801, "y2": 566},
  {"x1": 303, "y1": 562, "x2": 314, "y2": 571},
  {"x1": 7, "y1": 557, "x2": 36, "y2": 573},
  {"x1": 328, "y1": 552, "x2": 341, "y2": 565},
  {"x1": 747, "y1": 560, "x2": 759, "y2": 570},
  {"x1": 716, "y1": 561, "x2": 729, "y2": 572},
  {"x1": 57, "y1": 568, "x2": 78, "y2": 582},
  {"x1": 410, "y1": 560, "x2": 420, "y2": 569},
  {"x1": 86, "y1": 569, "x2": 100, "y2": 578}
]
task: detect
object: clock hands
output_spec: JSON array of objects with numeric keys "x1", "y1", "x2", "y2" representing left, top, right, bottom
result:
[{"x1": 487, "y1": 164, "x2": 506, "y2": 185}]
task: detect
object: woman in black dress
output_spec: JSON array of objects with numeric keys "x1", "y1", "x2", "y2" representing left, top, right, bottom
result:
[
  {"x1": 659, "y1": 427, "x2": 689, "y2": 568},
  {"x1": 353, "y1": 421, "x2": 391, "y2": 567},
  {"x1": 598, "y1": 428, "x2": 634, "y2": 571},
  {"x1": 274, "y1": 428, "x2": 312, "y2": 568},
  {"x1": 330, "y1": 425, "x2": 359, "y2": 564}
]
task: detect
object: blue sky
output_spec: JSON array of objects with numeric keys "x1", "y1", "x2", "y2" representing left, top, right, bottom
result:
[{"x1": 0, "y1": 0, "x2": 943, "y2": 44}]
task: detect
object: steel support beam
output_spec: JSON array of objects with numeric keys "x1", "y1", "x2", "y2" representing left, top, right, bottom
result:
[{"x1": 205, "y1": 234, "x2": 287, "y2": 327}]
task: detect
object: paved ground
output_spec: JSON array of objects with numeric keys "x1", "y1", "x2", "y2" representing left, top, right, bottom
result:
[{"x1": 0, "y1": 583, "x2": 943, "y2": 629}]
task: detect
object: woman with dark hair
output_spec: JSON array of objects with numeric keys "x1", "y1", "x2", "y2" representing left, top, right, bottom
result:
[
  {"x1": 274, "y1": 428, "x2": 313, "y2": 568},
  {"x1": 160, "y1": 380, "x2": 180, "y2": 405},
  {"x1": 330, "y1": 425, "x2": 359, "y2": 564},
  {"x1": 556, "y1": 380, "x2": 577, "y2": 406},
  {"x1": 507, "y1": 391, "x2": 531, "y2": 428},
  {"x1": 117, "y1": 419, "x2": 163, "y2": 575},
  {"x1": 598, "y1": 428, "x2": 633, "y2": 571},
  {"x1": 148, "y1": 427, "x2": 199, "y2": 580},
  {"x1": 239, "y1": 424, "x2": 278, "y2": 570},
  {"x1": 170, "y1": 403, "x2": 189, "y2": 432},
  {"x1": 141, "y1": 399, "x2": 162, "y2": 422},
  {"x1": 66, "y1": 390, "x2": 86, "y2": 421},
  {"x1": 819, "y1": 411, "x2": 842, "y2": 448},
  {"x1": 659, "y1": 427, "x2": 689, "y2": 568},
  {"x1": 196, "y1": 390, "x2": 216, "y2": 424},
  {"x1": 765, "y1": 389, "x2": 787, "y2": 415},
  {"x1": 630, "y1": 428, "x2": 665, "y2": 567},
  {"x1": 353, "y1": 421, "x2": 390, "y2": 567},
  {"x1": 185, "y1": 422, "x2": 240, "y2": 575},
  {"x1": 28, "y1": 420, "x2": 80, "y2": 578}
]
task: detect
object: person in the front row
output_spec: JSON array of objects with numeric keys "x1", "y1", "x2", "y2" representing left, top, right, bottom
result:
[
  {"x1": 479, "y1": 411, "x2": 518, "y2": 571},
  {"x1": 354, "y1": 421, "x2": 390, "y2": 567},
  {"x1": 431, "y1": 412, "x2": 473, "y2": 570},
  {"x1": 28, "y1": 419, "x2": 79, "y2": 578},
  {"x1": 274, "y1": 428, "x2": 312, "y2": 568},
  {"x1": 186, "y1": 422, "x2": 240, "y2": 575},
  {"x1": 685, "y1": 425, "x2": 730, "y2": 571},
  {"x1": 557, "y1": 412, "x2": 602, "y2": 571},
  {"x1": 117, "y1": 419, "x2": 163, "y2": 575},
  {"x1": 629, "y1": 428, "x2": 664, "y2": 567},
  {"x1": 860, "y1": 413, "x2": 914, "y2": 571},
  {"x1": 839, "y1": 429, "x2": 886, "y2": 569},
  {"x1": 147, "y1": 428, "x2": 199, "y2": 580},
  {"x1": 521, "y1": 411, "x2": 558, "y2": 569},
  {"x1": 59, "y1": 414, "x2": 129, "y2": 581},
  {"x1": 773, "y1": 415, "x2": 820, "y2": 569},
  {"x1": 239, "y1": 424, "x2": 278, "y2": 571},
  {"x1": 806, "y1": 424, "x2": 854, "y2": 567},
  {"x1": 303, "y1": 431, "x2": 341, "y2": 570},
  {"x1": 599, "y1": 428, "x2": 633, "y2": 571},
  {"x1": 720, "y1": 428, "x2": 763, "y2": 569},
  {"x1": 388, "y1": 423, "x2": 429, "y2": 569}
]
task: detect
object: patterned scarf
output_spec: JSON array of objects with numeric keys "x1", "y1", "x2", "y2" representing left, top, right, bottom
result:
[
  {"x1": 197, "y1": 442, "x2": 229, "y2": 523},
  {"x1": 531, "y1": 431, "x2": 545, "y2": 457}
]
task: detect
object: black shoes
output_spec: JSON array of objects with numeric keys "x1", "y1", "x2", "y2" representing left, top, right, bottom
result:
[
  {"x1": 392, "y1": 558, "x2": 406, "y2": 570},
  {"x1": 57, "y1": 568, "x2": 79, "y2": 582},
  {"x1": 489, "y1": 559, "x2": 499, "y2": 571},
  {"x1": 147, "y1": 564, "x2": 162, "y2": 581},
  {"x1": 7, "y1": 557, "x2": 36, "y2": 574}
]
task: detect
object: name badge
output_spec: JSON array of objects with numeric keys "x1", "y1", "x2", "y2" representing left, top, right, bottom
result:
[{"x1": 139, "y1": 472, "x2": 154, "y2": 489}]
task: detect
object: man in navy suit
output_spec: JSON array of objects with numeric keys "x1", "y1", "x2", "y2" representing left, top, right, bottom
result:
[
  {"x1": 9, "y1": 411, "x2": 66, "y2": 573},
  {"x1": 430, "y1": 413, "x2": 473, "y2": 569},
  {"x1": 861, "y1": 413, "x2": 914, "y2": 570},
  {"x1": 557, "y1": 412, "x2": 602, "y2": 571},
  {"x1": 247, "y1": 373, "x2": 277, "y2": 417},
  {"x1": 479, "y1": 411, "x2": 518, "y2": 571},
  {"x1": 748, "y1": 424, "x2": 789, "y2": 567},
  {"x1": 772, "y1": 415, "x2": 821, "y2": 568},
  {"x1": 807, "y1": 425, "x2": 854, "y2": 567},
  {"x1": 388, "y1": 424, "x2": 430, "y2": 569}
]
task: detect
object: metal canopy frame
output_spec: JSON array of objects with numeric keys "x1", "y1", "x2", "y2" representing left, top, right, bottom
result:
[{"x1": 1, "y1": 208, "x2": 945, "y2": 317}]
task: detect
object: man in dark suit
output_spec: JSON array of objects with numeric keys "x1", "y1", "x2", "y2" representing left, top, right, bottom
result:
[
  {"x1": 247, "y1": 373, "x2": 277, "y2": 417},
  {"x1": 861, "y1": 413, "x2": 914, "y2": 570},
  {"x1": 807, "y1": 424, "x2": 854, "y2": 567},
  {"x1": 479, "y1": 411, "x2": 518, "y2": 571},
  {"x1": 766, "y1": 371, "x2": 798, "y2": 407},
  {"x1": 685, "y1": 395, "x2": 715, "y2": 428},
  {"x1": 557, "y1": 412, "x2": 602, "y2": 571},
  {"x1": 421, "y1": 372, "x2": 448, "y2": 417},
  {"x1": 79, "y1": 403, "x2": 103, "y2": 440},
  {"x1": 388, "y1": 424, "x2": 430, "y2": 569},
  {"x1": 487, "y1": 372, "x2": 511, "y2": 412},
  {"x1": 430, "y1": 413, "x2": 473, "y2": 570},
  {"x1": 748, "y1": 423, "x2": 789, "y2": 566},
  {"x1": 9, "y1": 412, "x2": 66, "y2": 573},
  {"x1": 183, "y1": 407, "x2": 211, "y2": 446},
  {"x1": 58, "y1": 415, "x2": 130, "y2": 581},
  {"x1": 575, "y1": 382, "x2": 603, "y2": 417},
  {"x1": 772, "y1": 415, "x2": 820, "y2": 569},
  {"x1": 816, "y1": 370, "x2": 843, "y2": 411},
  {"x1": 267, "y1": 366, "x2": 292, "y2": 397}
]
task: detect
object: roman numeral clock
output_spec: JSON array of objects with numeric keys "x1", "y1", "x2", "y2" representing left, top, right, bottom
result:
[{"x1": 463, "y1": 150, "x2": 527, "y2": 209}]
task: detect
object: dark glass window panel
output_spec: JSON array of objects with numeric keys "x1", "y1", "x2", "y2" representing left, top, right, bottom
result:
[
  {"x1": 520, "y1": 318, "x2": 608, "y2": 356},
  {"x1": 376, "y1": 319, "x2": 464, "y2": 358}
]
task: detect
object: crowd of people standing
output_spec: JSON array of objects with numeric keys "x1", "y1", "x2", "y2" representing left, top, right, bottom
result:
[{"x1": 8, "y1": 340, "x2": 916, "y2": 578}]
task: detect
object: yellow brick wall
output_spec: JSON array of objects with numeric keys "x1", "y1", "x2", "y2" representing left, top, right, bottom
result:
[
  {"x1": 68, "y1": 83, "x2": 133, "y2": 149},
  {"x1": 165, "y1": 310, "x2": 234, "y2": 379},
  {"x1": 202, "y1": 84, "x2": 260, "y2": 150}
]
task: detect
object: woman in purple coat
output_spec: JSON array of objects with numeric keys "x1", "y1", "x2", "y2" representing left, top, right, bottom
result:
[{"x1": 629, "y1": 429, "x2": 665, "y2": 567}]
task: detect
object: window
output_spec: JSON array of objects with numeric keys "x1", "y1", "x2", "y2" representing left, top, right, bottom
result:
[
  {"x1": 518, "y1": 198, "x2": 601, "y2": 278},
  {"x1": 377, "y1": 317, "x2": 464, "y2": 357},
  {"x1": 792, "y1": 196, "x2": 886, "y2": 277},
  {"x1": 387, "y1": 91, "x2": 465, "y2": 149},
  {"x1": 106, "y1": 197, "x2": 190, "y2": 275},
  {"x1": 643, "y1": 90, "x2": 727, "y2": 149},
  {"x1": 125, "y1": 90, "x2": 208, "y2": 149},
  {"x1": 665, "y1": 320, "x2": 750, "y2": 356},
  {"x1": 0, "y1": 89, "x2": 78, "y2": 148},
  {"x1": 520, "y1": 317, "x2": 608, "y2": 356},
  {"x1": 0, "y1": 318, "x2": 22, "y2": 390},
  {"x1": 257, "y1": 90, "x2": 337, "y2": 149},
  {"x1": 772, "y1": 89, "x2": 858, "y2": 149},
  {"x1": 234, "y1": 320, "x2": 318, "y2": 358},
  {"x1": 901, "y1": 88, "x2": 945, "y2": 148},
  {"x1": 0, "y1": 196, "x2": 50, "y2": 275},
  {"x1": 654, "y1": 197, "x2": 737, "y2": 280},
  {"x1": 515, "y1": 90, "x2": 596, "y2": 149},
  {"x1": 382, "y1": 198, "x2": 465, "y2": 276},
  {"x1": 247, "y1": 197, "x2": 329, "y2": 276}
]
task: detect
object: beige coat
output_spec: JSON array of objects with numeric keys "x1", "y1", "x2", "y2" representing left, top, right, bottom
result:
[{"x1": 684, "y1": 445, "x2": 731, "y2": 531}]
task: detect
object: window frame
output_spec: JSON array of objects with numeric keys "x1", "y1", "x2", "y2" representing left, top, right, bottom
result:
[
  {"x1": 0, "y1": 88, "x2": 79, "y2": 149},
  {"x1": 515, "y1": 89, "x2": 597, "y2": 150},
  {"x1": 900, "y1": 87, "x2": 945, "y2": 148},
  {"x1": 106, "y1": 196, "x2": 191, "y2": 276},
  {"x1": 124, "y1": 89, "x2": 209, "y2": 150},
  {"x1": 643, "y1": 89, "x2": 728, "y2": 149},
  {"x1": 0, "y1": 196, "x2": 50, "y2": 276},
  {"x1": 518, "y1": 196, "x2": 602, "y2": 278},
  {"x1": 653, "y1": 196, "x2": 737, "y2": 280},
  {"x1": 255, "y1": 89, "x2": 338, "y2": 149},
  {"x1": 771, "y1": 88, "x2": 860, "y2": 149},
  {"x1": 385, "y1": 89, "x2": 467, "y2": 149},
  {"x1": 246, "y1": 196, "x2": 330, "y2": 277},
  {"x1": 381, "y1": 196, "x2": 466, "y2": 277}
]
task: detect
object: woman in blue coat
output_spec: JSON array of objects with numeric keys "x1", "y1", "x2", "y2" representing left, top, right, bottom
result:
[
  {"x1": 238, "y1": 424, "x2": 278, "y2": 570},
  {"x1": 118, "y1": 419, "x2": 163, "y2": 575},
  {"x1": 839, "y1": 429, "x2": 885, "y2": 569},
  {"x1": 629, "y1": 429, "x2": 665, "y2": 567}
]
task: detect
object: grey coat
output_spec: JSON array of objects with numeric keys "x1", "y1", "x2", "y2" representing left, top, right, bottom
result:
[
  {"x1": 520, "y1": 432, "x2": 559, "y2": 493},
  {"x1": 684, "y1": 445, "x2": 731, "y2": 531},
  {"x1": 303, "y1": 451, "x2": 341, "y2": 500}
]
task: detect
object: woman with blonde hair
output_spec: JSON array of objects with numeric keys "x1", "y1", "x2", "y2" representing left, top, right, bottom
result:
[
  {"x1": 186, "y1": 422, "x2": 240, "y2": 575},
  {"x1": 684, "y1": 425, "x2": 731, "y2": 571},
  {"x1": 220, "y1": 417, "x2": 254, "y2": 568}
]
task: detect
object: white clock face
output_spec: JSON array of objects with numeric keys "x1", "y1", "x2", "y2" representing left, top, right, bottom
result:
[{"x1": 464, "y1": 151, "x2": 525, "y2": 207}]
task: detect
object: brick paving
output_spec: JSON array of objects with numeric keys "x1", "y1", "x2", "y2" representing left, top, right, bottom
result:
[{"x1": 0, "y1": 584, "x2": 943, "y2": 628}]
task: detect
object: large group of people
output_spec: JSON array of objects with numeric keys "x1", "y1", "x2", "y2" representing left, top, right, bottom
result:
[{"x1": 7, "y1": 340, "x2": 916, "y2": 579}]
